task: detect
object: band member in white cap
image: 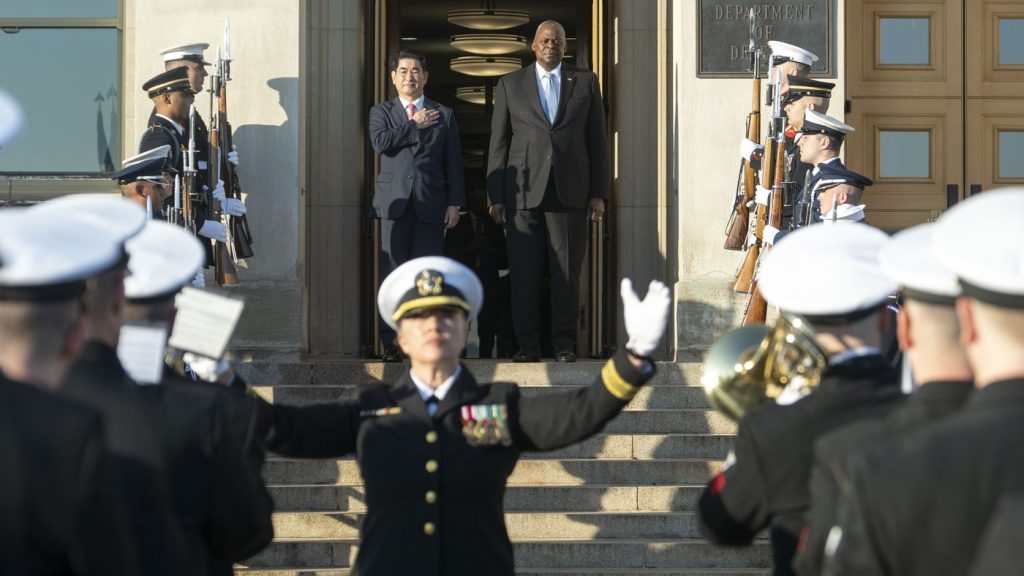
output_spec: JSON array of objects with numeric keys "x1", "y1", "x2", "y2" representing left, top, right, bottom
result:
[
  {"x1": 796, "y1": 222, "x2": 973, "y2": 576},
  {"x1": 0, "y1": 204, "x2": 136, "y2": 574},
  {"x1": 697, "y1": 225, "x2": 903, "y2": 576},
  {"x1": 830, "y1": 187, "x2": 1024, "y2": 576},
  {"x1": 257, "y1": 255, "x2": 671, "y2": 576}
]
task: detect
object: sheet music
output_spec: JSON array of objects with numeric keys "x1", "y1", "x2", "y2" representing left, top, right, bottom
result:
[
  {"x1": 117, "y1": 322, "x2": 168, "y2": 385},
  {"x1": 168, "y1": 287, "x2": 245, "y2": 359}
]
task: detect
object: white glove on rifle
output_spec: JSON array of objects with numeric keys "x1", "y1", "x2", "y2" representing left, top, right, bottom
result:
[
  {"x1": 620, "y1": 278, "x2": 671, "y2": 357},
  {"x1": 222, "y1": 197, "x2": 246, "y2": 216},
  {"x1": 207, "y1": 179, "x2": 226, "y2": 202},
  {"x1": 192, "y1": 270, "x2": 206, "y2": 289},
  {"x1": 183, "y1": 352, "x2": 232, "y2": 384},
  {"x1": 739, "y1": 138, "x2": 764, "y2": 162},
  {"x1": 763, "y1": 224, "x2": 780, "y2": 246},
  {"x1": 198, "y1": 219, "x2": 227, "y2": 243},
  {"x1": 754, "y1": 185, "x2": 771, "y2": 207},
  {"x1": 227, "y1": 144, "x2": 240, "y2": 167}
]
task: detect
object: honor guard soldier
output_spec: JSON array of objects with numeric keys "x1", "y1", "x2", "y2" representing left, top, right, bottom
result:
[
  {"x1": 258, "y1": 256, "x2": 671, "y2": 576},
  {"x1": 794, "y1": 222, "x2": 973, "y2": 576},
  {"x1": 125, "y1": 221, "x2": 273, "y2": 574},
  {"x1": 697, "y1": 225, "x2": 903, "y2": 576},
  {"x1": 111, "y1": 145, "x2": 176, "y2": 217},
  {"x1": 766, "y1": 40, "x2": 816, "y2": 91},
  {"x1": 28, "y1": 195, "x2": 195, "y2": 575},
  {"x1": 830, "y1": 187, "x2": 1024, "y2": 576},
  {"x1": 781, "y1": 75, "x2": 834, "y2": 228},
  {"x1": 0, "y1": 206, "x2": 137, "y2": 575}
]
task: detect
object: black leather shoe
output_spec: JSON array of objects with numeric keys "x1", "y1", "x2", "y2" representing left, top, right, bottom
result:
[
  {"x1": 555, "y1": 349, "x2": 577, "y2": 363},
  {"x1": 512, "y1": 348, "x2": 541, "y2": 363},
  {"x1": 381, "y1": 345, "x2": 404, "y2": 363}
]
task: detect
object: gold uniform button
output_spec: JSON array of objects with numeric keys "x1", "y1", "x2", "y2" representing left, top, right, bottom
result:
[
  {"x1": 425, "y1": 459, "x2": 439, "y2": 473},
  {"x1": 423, "y1": 522, "x2": 436, "y2": 535},
  {"x1": 425, "y1": 490, "x2": 437, "y2": 504},
  {"x1": 425, "y1": 431, "x2": 438, "y2": 443}
]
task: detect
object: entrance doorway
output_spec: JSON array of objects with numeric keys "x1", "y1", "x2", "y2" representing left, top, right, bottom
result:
[
  {"x1": 845, "y1": 0, "x2": 1024, "y2": 231},
  {"x1": 365, "y1": 0, "x2": 612, "y2": 358}
]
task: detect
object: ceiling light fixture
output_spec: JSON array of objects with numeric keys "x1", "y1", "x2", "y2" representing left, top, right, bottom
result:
[
  {"x1": 450, "y1": 33, "x2": 527, "y2": 55},
  {"x1": 447, "y1": 9, "x2": 530, "y2": 31},
  {"x1": 456, "y1": 86, "x2": 487, "y2": 105},
  {"x1": 450, "y1": 56, "x2": 521, "y2": 77}
]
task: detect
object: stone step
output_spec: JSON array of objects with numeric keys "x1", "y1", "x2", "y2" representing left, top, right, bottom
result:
[
  {"x1": 234, "y1": 360, "x2": 703, "y2": 388},
  {"x1": 252, "y1": 384, "x2": 714, "y2": 410},
  {"x1": 271, "y1": 511, "x2": 760, "y2": 540},
  {"x1": 268, "y1": 484, "x2": 708, "y2": 513},
  {"x1": 241, "y1": 539, "x2": 770, "y2": 570},
  {"x1": 264, "y1": 458, "x2": 723, "y2": 486}
]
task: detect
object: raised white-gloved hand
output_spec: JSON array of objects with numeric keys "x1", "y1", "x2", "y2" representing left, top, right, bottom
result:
[
  {"x1": 739, "y1": 138, "x2": 764, "y2": 161},
  {"x1": 208, "y1": 179, "x2": 226, "y2": 202},
  {"x1": 198, "y1": 219, "x2": 227, "y2": 243},
  {"x1": 221, "y1": 197, "x2": 246, "y2": 216},
  {"x1": 763, "y1": 224, "x2": 780, "y2": 246},
  {"x1": 183, "y1": 352, "x2": 231, "y2": 384},
  {"x1": 754, "y1": 185, "x2": 771, "y2": 207},
  {"x1": 227, "y1": 144, "x2": 240, "y2": 167},
  {"x1": 192, "y1": 270, "x2": 206, "y2": 288},
  {"x1": 620, "y1": 278, "x2": 671, "y2": 357}
]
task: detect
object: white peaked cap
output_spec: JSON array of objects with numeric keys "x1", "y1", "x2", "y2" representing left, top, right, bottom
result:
[
  {"x1": 159, "y1": 43, "x2": 210, "y2": 64},
  {"x1": 378, "y1": 256, "x2": 484, "y2": 330},
  {"x1": 879, "y1": 223, "x2": 959, "y2": 302},
  {"x1": 124, "y1": 220, "x2": 205, "y2": 301},
  {"x1": 30, "y1": 195, "x2": 146, "y2": 246},
  {"x1": 768, "y1": 40, "x2": 818, "y2": 66}
]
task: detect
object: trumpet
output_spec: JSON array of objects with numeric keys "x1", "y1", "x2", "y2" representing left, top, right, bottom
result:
[{"x1": 701, "y1": 312, "x2": 828, "y2": 421}]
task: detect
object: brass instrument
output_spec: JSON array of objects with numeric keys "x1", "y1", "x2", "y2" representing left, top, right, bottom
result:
[{"x1": 701, "y1": 312, "x2": 828, "y2": 421}]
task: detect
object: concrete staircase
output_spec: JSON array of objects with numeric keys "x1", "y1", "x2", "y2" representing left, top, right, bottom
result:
[{"x1": 231, "y1": 357, "x2": 770, "y2": 575}]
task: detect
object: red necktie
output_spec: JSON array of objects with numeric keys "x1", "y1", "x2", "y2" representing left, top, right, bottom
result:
[{"x1": 407, "y1": 103, "x2": 416, "y2": 120}]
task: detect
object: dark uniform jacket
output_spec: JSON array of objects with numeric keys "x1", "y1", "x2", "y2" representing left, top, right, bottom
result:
[
  {"x1": 486, "y1": 64, "x2": 610, "y2": 210},
  {"x1": 59, "y1": 342, "x2": 192, "y2": 575},
  {"x1": 138, "y1": 372, "x2": 274, "y2": 576},
  {"x1": 968, "y1": 490, "x2": 1024, "y2": 576},
  {"x1": 0, "y1": 373, "x2": 135, "y2": 575},
  {"x1": 832, "y1": 378, "x2": 1024, "y2": 576},
  {"x1": 369, "y1": 97, "x2": 465, "y2": 222},
  {"x1": 262, "y1": 352, "x2": 652, "y2": 576},
  {"x1": 696, "y1": 354, "x2": 902, "y2": 576},
  {"x1": 794, "y1": 379, "x2": 972, "y2": 576}
]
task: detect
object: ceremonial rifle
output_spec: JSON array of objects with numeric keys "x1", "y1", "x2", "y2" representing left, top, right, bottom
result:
[
  {"x1": 209, "y1": 49, "x2": 240, "y2": 287},
  {"x1": 182, "y1": 105, "x2": 200, "y2": 233},
  {"x1": 724, "y1": 8, "x2": 762, "y2": 251}
]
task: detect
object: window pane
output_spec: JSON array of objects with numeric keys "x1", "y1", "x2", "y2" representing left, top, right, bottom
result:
[
  {"x1": 879, "y1": 18, "x2": 930, "y2": 65},
  {"x1": 0, "y1": 28, "x2": 119, "y2": 174},
  {"x1": 879, "y1": 131, "x2": 930, "y2": 178},
  {"x1": 2, "y1": 0, "x2": 117, "y2": 19},
  {"x1": 999, "y1": 131, "x2": 1024, "y2": 179},
  {"x1": 999, "y1": 19, "x2": 1024, "y2": 66}
]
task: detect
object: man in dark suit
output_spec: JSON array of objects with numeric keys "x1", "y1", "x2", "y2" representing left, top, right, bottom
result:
[
  {"x1": 0, "y1": 204, "x2": 137, "y2": 575},
  {"x1": 830, "y1": 187, "x2": 1024, "y2": 576},
  {"x1": 696, "y1": 225, "x2": 903, "y2": 576},
  {"x1": 487, "y1": 20, "x2": 610, "y2": 363},
  {"x1": 370, "y1": 48, "x2": 465, "y2": 361},
  {"x1": 257, "y1": 255, "x2": 670, "y2": 575}
]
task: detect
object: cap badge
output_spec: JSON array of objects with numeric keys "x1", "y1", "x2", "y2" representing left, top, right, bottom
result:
[{"x1": 416, "y1": 269, "x2": 444, "y2": 296}]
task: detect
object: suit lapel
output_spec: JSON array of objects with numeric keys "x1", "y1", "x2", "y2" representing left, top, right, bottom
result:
[
  {"x1": 553, "y1": 67, "x2": 577, "y2": 126},
  {"x1": 390, "y1": 373, "x2": 431, "y2": 424},
  {"x1": 435, "y1": 367, "x2": 488, "y2": 422},
  {"x1": 389, "y1": 97, "x2": 409, "y2": 129}
]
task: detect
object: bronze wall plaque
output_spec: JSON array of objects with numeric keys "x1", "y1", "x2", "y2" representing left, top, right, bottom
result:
[{"x1": 698, "y1": 1, "x2": 833, "y2": 78}]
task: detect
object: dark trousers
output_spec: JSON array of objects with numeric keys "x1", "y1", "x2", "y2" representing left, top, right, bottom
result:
[
  {"x1": 506, "y1": 180, "x2": 588, "y2": 353},
  {"x1": 379, "y1": 207, "x2": 445, "y2": 347}
]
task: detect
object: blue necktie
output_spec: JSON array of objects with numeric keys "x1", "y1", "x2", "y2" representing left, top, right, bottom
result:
[
  {"x1": 544, "y1": 73, "x2": 558, "y2": 123},
  {"x1": 425, "y1": 395, "x2": 439, "y2": 417}
]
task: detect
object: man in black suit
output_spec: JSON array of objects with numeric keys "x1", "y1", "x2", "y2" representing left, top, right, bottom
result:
[
  {"x1": 370, "y1": 48, "x2": 465, "y2": 361},
  {"x1": 696, "y1": 224, "x2": 903, "y2": 576},
  {"x1": 487, "y1": 20, "x2": 610, "y2": 363},
  {"x1": 0, "y1": 204, "x2": 136, "y2": 575},
  {"x1": 830, "y1": 187, "x2": 1024, "y2": 576}
]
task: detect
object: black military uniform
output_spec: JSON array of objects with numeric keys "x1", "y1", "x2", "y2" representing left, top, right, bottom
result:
[
  {"x1": 795, "y1": 379, "x2": 971, "y2": 576},
  {"x1": 0, "y1": 374, "x2": 136, "y2": 575},
  {"x1": 968, "y1": 490, "x2": 1024, "y2": 575},
  {"x1": 781, "y1": 75, "x2": 834, "y2": 230},
  {"x1": 262, "y1": 351, "x2": 653, "y2": 576},
  {"x1": 59, "y1": 341, "x2": 193, "y2": 575},
  {"x1": 697, "y1": 354, "x2": 902, "y2": 575},
  {"x1": 138, "y1": 370, "x2": 274, "y2": 575}
]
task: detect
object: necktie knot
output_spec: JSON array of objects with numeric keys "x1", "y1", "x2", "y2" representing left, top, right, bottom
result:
[
  {"x1": 407, "y1": 102, "x2": 416, "y2": 120},
  {"x1": 425, "y1": 394, "x2": 440, "y2": 416}
]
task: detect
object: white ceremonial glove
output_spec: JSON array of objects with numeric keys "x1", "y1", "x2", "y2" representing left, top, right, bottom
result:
[
  {"x1": 208, "y1": 179, "x2": 226, "y2": 202},
  {"x1": 183, "y1": 352, "x2": 231, "y2": 384},
  {"x1": 739, "y1": 138, "x2": 764, "y2": 161},
  {"x1": 222, "y1": 197, "x2": 246, "y2": 216},
  {"x1": 763, "y1": 224, "x2": 780, "y2": 246},
  {"x1": 754, "y1": 185, "x2": 771, "y2": 207},
  {"x1": 192, "y1": 270, "x2": 206, "y2": 288},
  {"x1": 227, "y1": 144, "x2": 240, "y2": 167},
  {"x1": 620, "y1": 278, "x2": 672, "y2": 357},
  {"x1": 198, "y1": 219, "x2": 227, "y2": 243}
]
